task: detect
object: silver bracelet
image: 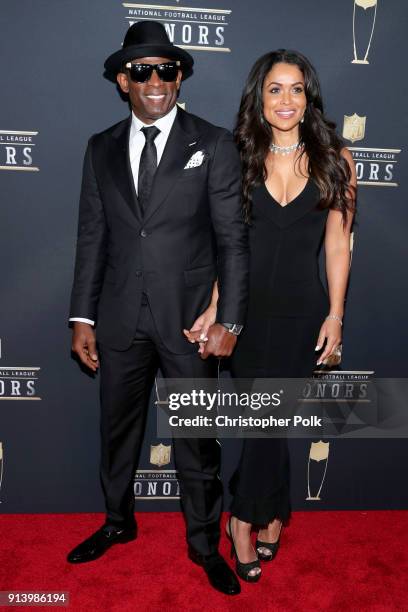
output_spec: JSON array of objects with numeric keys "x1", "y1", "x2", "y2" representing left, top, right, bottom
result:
[{"x1": 326, "y1": 314, "x2": 343, "y2": 326}]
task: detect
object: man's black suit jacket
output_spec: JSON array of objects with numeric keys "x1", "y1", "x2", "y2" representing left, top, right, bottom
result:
[{"x1": 70, "y1": 107, "x2": 249, "y2": 354}]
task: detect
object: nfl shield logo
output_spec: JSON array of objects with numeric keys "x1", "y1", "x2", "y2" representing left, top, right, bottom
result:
[
  {"x1": 150, "y1": 443, "x2": 172, "y2": 467},
  {"x1": 342, "y1": 114, "x2": 366, "y2": 143}
]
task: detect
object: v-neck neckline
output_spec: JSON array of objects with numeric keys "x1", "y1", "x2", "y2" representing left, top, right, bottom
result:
[{"x1": 263, "y1": 177, "x2": 310, "y2": 208}]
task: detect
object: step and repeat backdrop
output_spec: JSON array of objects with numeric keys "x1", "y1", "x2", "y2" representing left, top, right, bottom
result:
[{"x1": 1, "y1": 1, "x2": 407, "y2": 513}]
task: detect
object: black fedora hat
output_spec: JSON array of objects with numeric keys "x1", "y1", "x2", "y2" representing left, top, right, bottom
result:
[{"x1": 104, "y1": 21, "x2": 194, "y2": 82}]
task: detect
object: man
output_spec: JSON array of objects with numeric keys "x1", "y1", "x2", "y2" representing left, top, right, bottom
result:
[{"x1": 67, "y1": 21, "x2": 248, "y2": 596}]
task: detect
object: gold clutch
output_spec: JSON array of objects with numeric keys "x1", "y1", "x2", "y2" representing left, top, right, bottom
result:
[{"x1": 321, "y1": 344, "x2": 342, "y2": 367}]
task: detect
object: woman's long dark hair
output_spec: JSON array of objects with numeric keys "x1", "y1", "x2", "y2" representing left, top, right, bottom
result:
[{"x1": 234, "y1": 50, "x2": 355, "y2": 223}]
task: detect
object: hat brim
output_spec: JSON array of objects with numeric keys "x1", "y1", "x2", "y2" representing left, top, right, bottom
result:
[{"x1": 104, "y1": 44, "x2": 194, "y2": 82}]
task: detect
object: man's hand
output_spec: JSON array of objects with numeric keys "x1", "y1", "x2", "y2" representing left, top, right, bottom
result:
[
  {"x1": 200, "y1": 323, "x2": 237, "y2": 360},
  {"x1": 71, "y1": 322, "x2": 99, "y2": 372}
]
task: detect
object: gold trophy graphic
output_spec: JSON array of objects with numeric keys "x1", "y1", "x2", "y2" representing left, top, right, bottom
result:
[
  {"x1": 151, "y1": 376, "x2": 172, "y2": 467},
  {"x1": 352, "y1": 0, "x2": 378, "y2": 64},
  {"x1": 306, "y1": 440, "x2": 330, "y2": 501}
]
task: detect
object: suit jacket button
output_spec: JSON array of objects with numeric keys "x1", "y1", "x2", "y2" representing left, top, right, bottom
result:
[{"x1": 140, "y1": 229, "x2": 148, "y2": 238}]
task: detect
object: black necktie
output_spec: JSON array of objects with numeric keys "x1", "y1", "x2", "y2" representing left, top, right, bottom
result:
[{"x1": 138, "y1": 126, "x2": 160, "y2": 215}]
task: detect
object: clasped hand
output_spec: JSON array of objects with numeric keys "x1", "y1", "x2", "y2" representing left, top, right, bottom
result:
[{"x1": 183, "y1": 304, "x2": 237, "y2": 359}]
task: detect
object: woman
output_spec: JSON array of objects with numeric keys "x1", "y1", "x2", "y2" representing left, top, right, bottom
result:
[{"x1": 185, "y1": 49, "x2": 356, "y2": 582}]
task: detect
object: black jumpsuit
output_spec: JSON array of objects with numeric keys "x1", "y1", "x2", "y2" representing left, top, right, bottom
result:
[{"x1": 230, "y1": 178, "x2": 329, "y2": 525}]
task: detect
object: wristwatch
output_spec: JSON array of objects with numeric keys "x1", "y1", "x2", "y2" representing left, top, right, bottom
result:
[{"x1": 220, "y1": 323, "x2": 243, "y2": 336}]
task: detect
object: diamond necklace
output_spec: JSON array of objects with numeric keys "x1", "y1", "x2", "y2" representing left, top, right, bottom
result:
[{"x1": 269, "y1": 141, "x2": 300, "y2": 156}]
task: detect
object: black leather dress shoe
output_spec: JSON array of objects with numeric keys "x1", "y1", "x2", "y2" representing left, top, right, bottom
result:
[
  {"x1": 188, "y1": 547, "x2": 241, "y2": 595},
  {"x1": 67, "y1": 524, "x2": 137, "y2": 564}
]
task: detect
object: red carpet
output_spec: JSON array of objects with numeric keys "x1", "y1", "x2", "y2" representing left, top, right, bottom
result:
[{"x1": 0, "y1": 511, "x2": 407, "y2": 611}]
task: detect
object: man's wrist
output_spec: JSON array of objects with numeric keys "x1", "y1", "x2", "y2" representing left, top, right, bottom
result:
[{"x1": 220, "y1": 323, "x2": 243, "y2": 336}]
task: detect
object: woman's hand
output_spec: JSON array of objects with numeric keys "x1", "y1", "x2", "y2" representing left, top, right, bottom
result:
[
  {"x1": 183, "y1": 303, "x2": 217, "y2": 353},
  {"x1": 315, "y1": 317, "x2": 342, "y2": 365}
]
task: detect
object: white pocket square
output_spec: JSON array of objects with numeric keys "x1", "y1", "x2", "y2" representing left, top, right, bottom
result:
[{"x1": 184, "y1": 150, "x2": 205, "y2": 169}]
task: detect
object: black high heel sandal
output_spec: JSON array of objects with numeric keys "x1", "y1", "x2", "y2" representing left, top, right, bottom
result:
[
  {"x1": 226, "y1": 517, "x2": 261, "y2": 583},
  {"x1": 256, "y1": 522, "x2": 282, "y2": 562}
]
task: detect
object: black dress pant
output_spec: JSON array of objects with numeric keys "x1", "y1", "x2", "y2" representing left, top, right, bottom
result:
[{"x1": 98, "y1": 295, "x2": 220, "y2": 556}]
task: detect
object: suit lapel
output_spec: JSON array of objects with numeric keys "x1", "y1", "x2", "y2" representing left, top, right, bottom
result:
[
  {"x1": 142, "y1": 109, "x2": 201, "y2": 224},
  {"x1": 109, "y1": 117, "x2": 142, "y2": 227}
]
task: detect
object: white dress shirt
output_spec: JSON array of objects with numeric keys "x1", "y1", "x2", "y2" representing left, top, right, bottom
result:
[
  {"x1": 129, "y1": 104, "x2": 177, "y2": 193},
  {"x1": 70, "y1": 106, "x2": 178, "y2": 327}
]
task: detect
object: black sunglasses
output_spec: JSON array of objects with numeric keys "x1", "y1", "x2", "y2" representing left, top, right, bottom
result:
[{"x1": 125, "y1": 61, "x2": 181, "y2": 83}]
